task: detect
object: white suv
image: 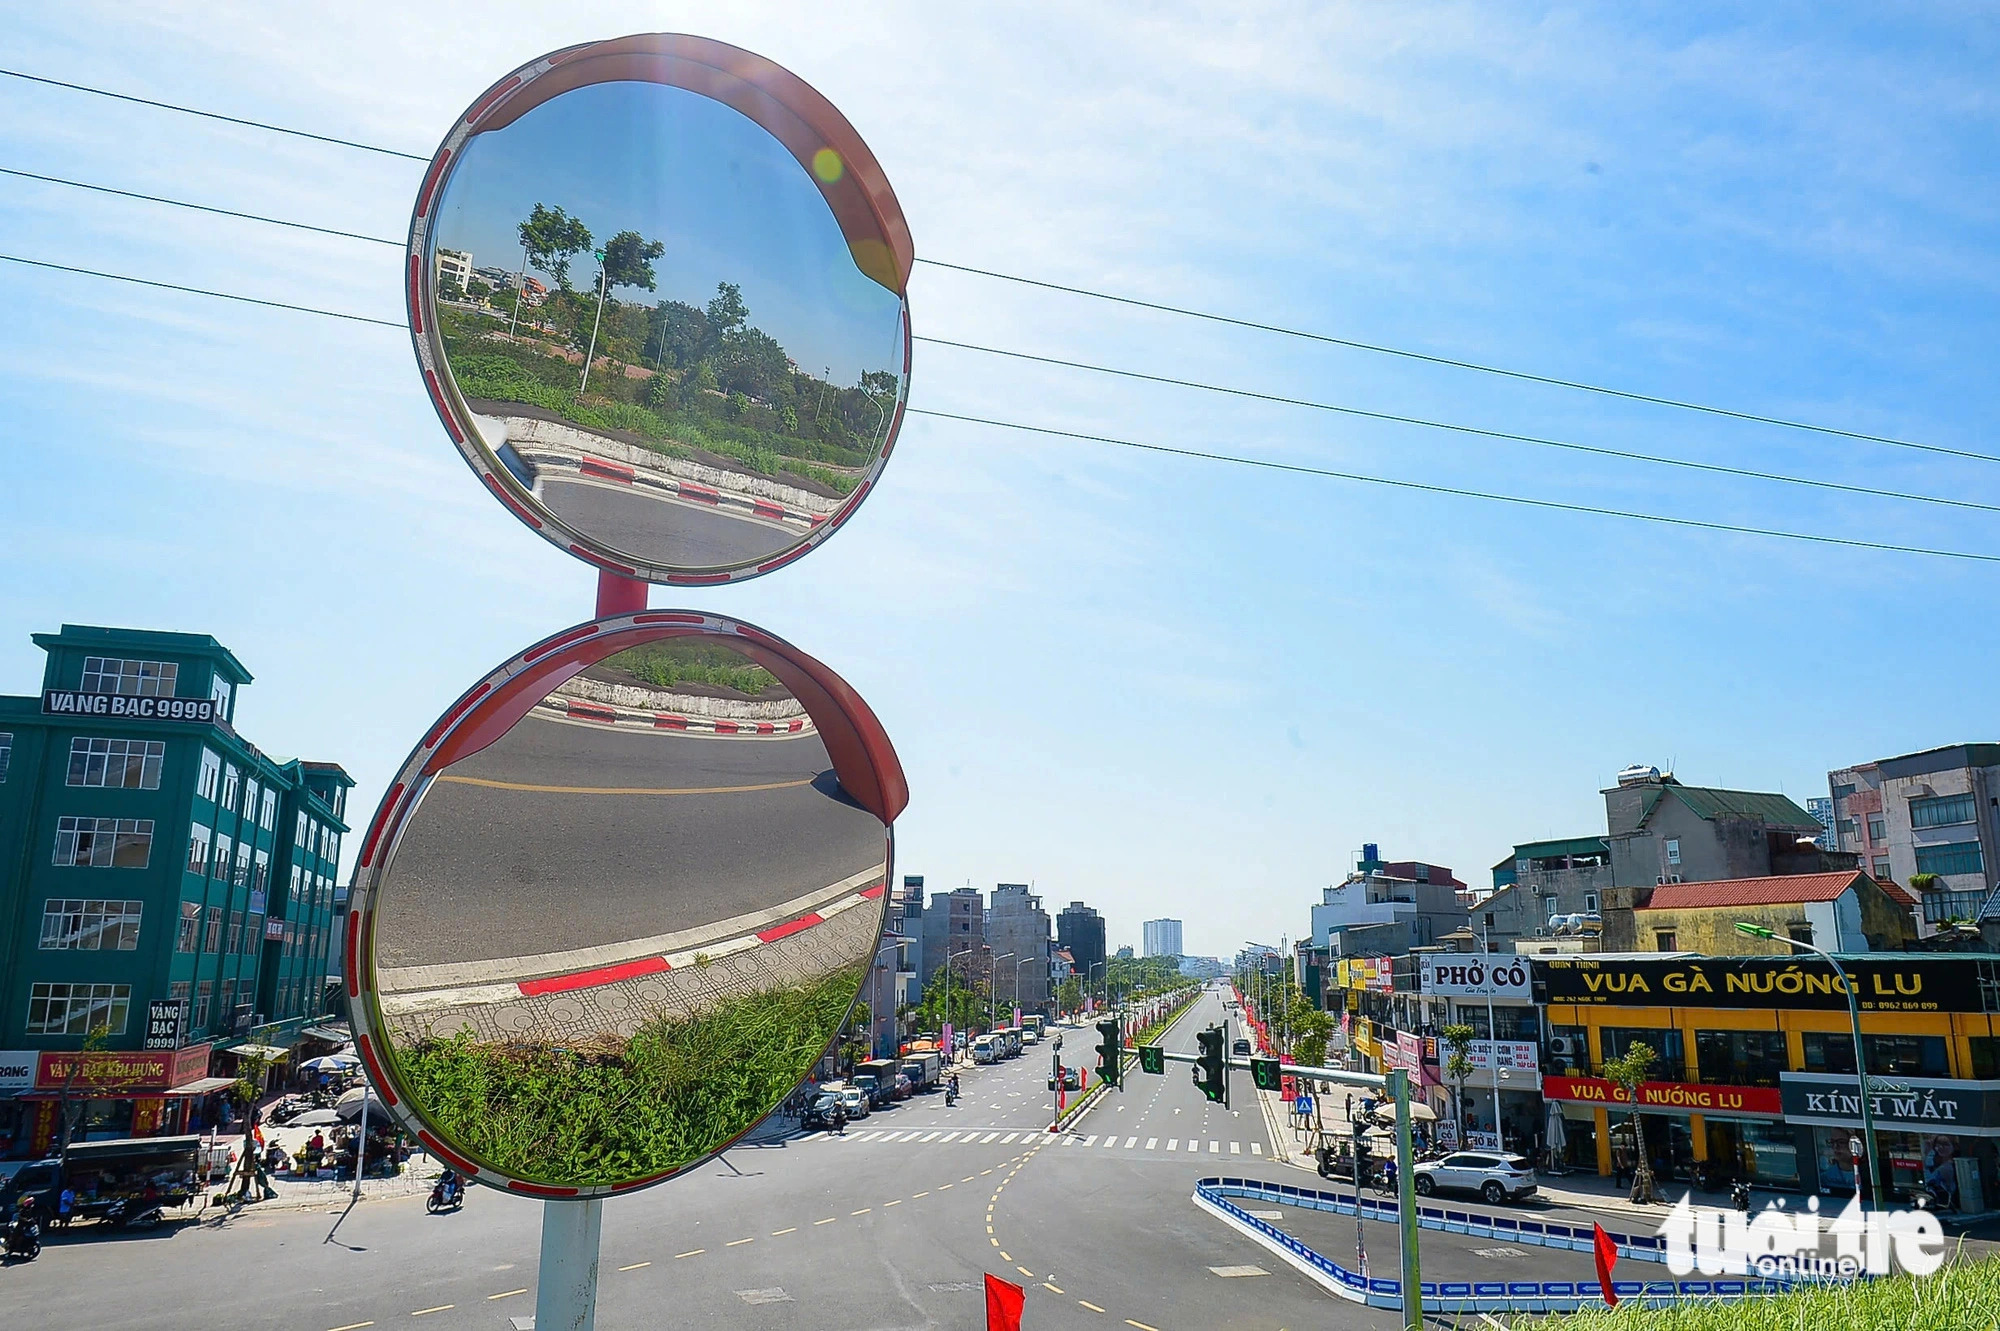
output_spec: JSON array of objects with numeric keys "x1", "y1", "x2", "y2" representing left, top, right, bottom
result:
[{"x1": 1414, "y1": 1152, "x2": 1538, "y2": 1204}]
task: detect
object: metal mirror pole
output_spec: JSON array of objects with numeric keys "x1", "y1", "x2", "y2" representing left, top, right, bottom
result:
[
  {"x1": 1389, "y1": 1067, "x2": 1422, "y2": 1331},
  {"x1": 537, "y1": 1198, "x2": 605, "y2": 1330}
]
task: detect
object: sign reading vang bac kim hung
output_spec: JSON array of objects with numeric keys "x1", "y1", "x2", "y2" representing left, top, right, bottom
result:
[
  {"x1": 41, "y1": 690, "x2": 217, "y2": 723},
  {"x1": 1532, "y1": 955, "x2": 1986, "y2": 1013}
]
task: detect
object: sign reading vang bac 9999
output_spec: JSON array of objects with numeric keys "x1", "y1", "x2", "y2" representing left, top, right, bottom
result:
[{"x1": 42, "y1": 690, "x2": 217, "y2": 723}]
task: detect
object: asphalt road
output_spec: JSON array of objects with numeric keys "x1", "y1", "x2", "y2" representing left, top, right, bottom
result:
[
  {"x1": 376, "y1": 711, "x2": 886, "y2": 970},
  {"x1": 541, "y1": 476, "x2": 797, "y2": 570}
]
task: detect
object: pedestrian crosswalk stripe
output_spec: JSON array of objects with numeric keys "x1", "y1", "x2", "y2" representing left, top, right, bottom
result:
[
  {"x1": 1101, "y1": 1136, "x2": 1117, "y2": 1149},
  {"x1": 1081, "y1": 1136, "x2": 1096, "y2": 1147},
  {"x1": 1230, "y1": 1142, "x2": 1241, "y2": 1154},
  {"x1": 921, "y1": 1132, "x2": 942, "y2": 1142},
  {"x1": 857, "y1": 1131, "x2": 883, "y2": 1141},
  {"x1": 1166, "y1": 1140, "x2": 1177, "y2": 1151},
  {"x1": 982, "y1": 1132, "x2": 1001, "y2": 1143},
  {"x1": 1125, "y1": 1137, "x2": 1137, "y2": 1148},
  {"x1": 1251, "y1": 1143, "x2": 1262, "y2": 1155},
  {"x1": 1146, "y1": 1138, "x2": 1158, "y2": 1149},
  {"x1": 937, "y1": 1132, "x2": 958, "y2": 1143},
  {"x1": 1209, "y1": 1141, "x2": 1220, "y2": 1153},
  {"x1": 1001, "y1": 1133, "x2": 1019, "y2": 1144}
]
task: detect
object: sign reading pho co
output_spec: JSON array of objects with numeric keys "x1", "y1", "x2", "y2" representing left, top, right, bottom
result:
[
  {"x1": 41, "y1": 690, "x2": 217, "y2": 723},
  {"x1": 1421, "y1": 957, "x2": 1530, "y2": 1000}
]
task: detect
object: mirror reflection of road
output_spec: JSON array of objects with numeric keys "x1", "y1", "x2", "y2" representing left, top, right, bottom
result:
[
  {"x1": 377, "y1": 710, "x2": 884, "y2": 972},
  {"x1": 540, "y1": 475, "x2": 795, "y2": 569}
]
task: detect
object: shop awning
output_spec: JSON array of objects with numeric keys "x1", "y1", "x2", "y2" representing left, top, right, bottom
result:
[
  {"x1": 302, "y1": 1025, "x2": 350, "y2": 1043},
  {"x1": 163, "y1": 1076, "x2": 236, "y2": 1097},
  {"x1": 218, "y1": 1042, "x2": 290, "y2": 1061}
]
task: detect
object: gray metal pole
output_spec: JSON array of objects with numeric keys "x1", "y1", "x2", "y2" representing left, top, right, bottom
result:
[
  {"x1": 1836, "y1": 954, "x2": 1882, "y2": 1212},
  {"x1": 536, "y1": 1198, "x2": 604, "y2": 1331},
  {"x1": 1389, "y1": 1067, "x2": 1422, "y2": 1331}
]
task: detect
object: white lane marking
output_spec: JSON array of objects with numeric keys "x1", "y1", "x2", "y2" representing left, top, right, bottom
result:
[
  {"x1": 1209, "y1": 1141, "x2": 1220, "y2": 1154},
  {"x1": 935, "y1": 1132, "x2": 957, "y2": 1143},
  {"x1": 1251, "y1": 1143, "x2": 1262, "y2": 1155},
  {"x1": 1166, "y1": 1140, "x2": 1177, "y2": 1151},
  {"x1": 921, "y1": 1132, "x2": 943, "y2": 1142},
  {"x1": 1230, "y1": 1142, "x2": 1242, "y2": 1154},
  {"x1": 982, "y1": 1132, "x2": 1001, "y2": 1143},
  {"x1": 1101, "y1": 1136, "x2": 1117, "y2": 1149},
  {"x1": 1000, "y1": 1133, "x2": 1019, "y2": 1144},
  {"x1": 1146, "y1": 1138, "x2": 1158, "y2": 1150},
  {"x1": 1080, "y1": 1136, "x2": 1096, "y2": 1147},
  {"x1": 1125, "y1": 1137, "x2": 1137, "y2": 1148}
]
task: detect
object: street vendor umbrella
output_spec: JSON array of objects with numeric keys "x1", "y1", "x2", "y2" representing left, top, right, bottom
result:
[
  {"x1": 335, "y1": 1089, "x2": 389, "y2": 1121},
  {"x1": 293, "y1": 1108, "x2": 344, "y2": 1127},
  {"x1": 300, "y1": 1053, "x2": 360, "y2": 1073},
  {"x1": 1546, "y1": 1101, "x2": 1569, "y2": 1155},
  {"x1": 1406, "y1": 1102, "x2": 1438, "y2": 1122}
]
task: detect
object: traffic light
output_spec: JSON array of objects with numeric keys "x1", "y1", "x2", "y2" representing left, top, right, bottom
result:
[
  {"x1": 1137, "y1": 1044, "x2": 1165, "y2": 1075},
  {"x1": 1249, "y1": 1056, "x2": 1281, "y2": 1091},
  {"x1": 1193, "y1": 1025, "x2": 1227, "y2": 1104},
  {"x1": 1095, "y1": 1019, "x2": 1122, "y2": 1088}
]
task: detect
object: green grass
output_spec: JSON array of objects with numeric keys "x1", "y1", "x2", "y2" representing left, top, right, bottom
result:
[
  {"x1": 603, "y1": 641, "x2": 779, "y2": 696},
  {"x1": 390, "y1": 966, "x2": 861, "y2": 1187},
  {"x1": 1523, "y1": 1253, "x2": 2000, "y2": 1331},
  {"x1": 441, "y1": 323, "x2": 867, "y2": 491}
]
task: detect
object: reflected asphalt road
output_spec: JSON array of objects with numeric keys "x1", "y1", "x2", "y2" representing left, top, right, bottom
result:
[
  {"x1": 376, "y1": 711, "x2": 885, "y2": 969},
  {"x1": 541, "y1": 477, "x2": 796, "y2": 569}
]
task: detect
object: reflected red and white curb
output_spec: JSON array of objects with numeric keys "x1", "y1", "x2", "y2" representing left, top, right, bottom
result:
[
  {"x1": 377, "y1": 872, "x2": 885, "y2": 1016},
  {"x1": 531, "y1": 694, "x2": 814, "y2": 737},
  {"x1": 519, "y1": 446, "x2": 834, "y2": 531}
]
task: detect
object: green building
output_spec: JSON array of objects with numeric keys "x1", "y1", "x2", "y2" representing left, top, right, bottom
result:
[{"x1": 0, "y1": 625, "x2": 352, "y2": 1155}]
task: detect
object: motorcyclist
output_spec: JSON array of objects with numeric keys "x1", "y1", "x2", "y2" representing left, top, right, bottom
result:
[
  {"x1": 440, "y1": 1168, "x2": 461, "y2": 1203},
  {"x1": 8, "y1": 1194, "x2": 41, "y2": 1258},
  {"x1": 946, "y1": 1074, "x2": 961, "y2": 1105}
]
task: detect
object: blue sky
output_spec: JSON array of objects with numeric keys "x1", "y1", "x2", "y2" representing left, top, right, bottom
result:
[
  {"x1": 435, "y1": 79, "x2": 903, "y2": 385},
  {"x1": 2, "y1": 4, "x2": 1997, "y2": 961}
]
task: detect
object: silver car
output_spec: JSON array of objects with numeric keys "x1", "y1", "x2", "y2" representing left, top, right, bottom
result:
[{"x1": 1414, "y1": 1151, "x2": 1538, "y2": 1204}]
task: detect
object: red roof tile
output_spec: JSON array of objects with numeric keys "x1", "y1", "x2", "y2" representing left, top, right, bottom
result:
[{"x1": 1639, "y1": 871, "x2": 1908, "y2": 910}]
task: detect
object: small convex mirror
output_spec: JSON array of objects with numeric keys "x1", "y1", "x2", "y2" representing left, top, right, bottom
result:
[{"x1": 409, "y1": 34, "x2": 913, "y2": 584}]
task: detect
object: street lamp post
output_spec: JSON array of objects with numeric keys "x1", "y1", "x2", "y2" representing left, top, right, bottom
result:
[
  {"x1": 1734, "y1": 922, "x2": 1882, "y2": 1211},
  {"x1": 991, "y1": 953, "x2": 1015, "y2": 1033},
  {"x1": 1014, "y1": 956, "x2": 1035, "y2": 1021},
  {"x1": 1089, "y1": 962, "x2": 1106, "y2": 1012}
]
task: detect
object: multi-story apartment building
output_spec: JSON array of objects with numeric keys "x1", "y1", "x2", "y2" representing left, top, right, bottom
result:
[
  {"x1": 0, "y1": 626, "x2": 351, "y2": 1156},
  {"x1": 1142, "y1": 918, "x2": 1183, "y2": 958},
  {"x1": 1828, "y1": 744, "x2": 2000, "y2": 936},
  {"x1": 1056, "y1": 901, "x2": 1106, "y2": 992},
  {"x1": 986, "y1": 883, "x2": 1052, "y2": 1014}
]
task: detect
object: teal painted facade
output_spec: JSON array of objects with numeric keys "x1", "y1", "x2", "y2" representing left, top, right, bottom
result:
[{"x1": 0, "y1": 626, "x2": 352, "y2": 1073}]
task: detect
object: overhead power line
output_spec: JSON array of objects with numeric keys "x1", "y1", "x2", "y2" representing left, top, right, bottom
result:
[
  {"x1": 906, "y1": 408, "x2": 2000, "y2": 567},
  {"x1": 1, "y1": 249, "x2": 1988, "y2": 569},
  {"x1": 0, "y1": 67, "x2": 429, "y2": 161},
  {"x1": 914, "y1": 335, "x2": 2000, "y2": 512},
  {"x1": 0, "y1": 166, "x2": 402, "y2": 247},
  {"x1": 3, "y1": 165, "x2": 1991, "y2": 519},
  {"x1": 0, "y1": 65, "x2": 1967, "y2": 465}
]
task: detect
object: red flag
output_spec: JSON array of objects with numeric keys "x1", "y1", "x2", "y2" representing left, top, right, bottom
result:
[
  {"x1": 1592, "y1": 1222, "x2": 1619, "y2": 1306},
  {"x1": 985, "y1": 1273, "x2": 1026, "y2": 1330}
]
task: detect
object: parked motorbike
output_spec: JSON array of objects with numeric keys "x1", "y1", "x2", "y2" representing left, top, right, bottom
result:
[
  {"x1": 1908, "y1": 1180, "x2": 1953, "y2": 1213},
  {"x1": 1730, "y1": 1181, "x2": 1752, "y2": 1214},
  {"x1": 102, "y1": 1198, "x2": 164, "y2": 1231}
]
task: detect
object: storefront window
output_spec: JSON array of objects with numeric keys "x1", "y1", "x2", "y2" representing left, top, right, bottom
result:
[
  {"x1": 1802, "y1": 1032, "x2": 1950, "y2": 1077},
  {"x1": 1557, "y1": 1110, "x2": 1598, "y2": 1171},
  {"x1": 1462, "y1": 1006, "x2": 1539, "y2": 1042},
  {"x1": 1704, "y1": 1117, "x2": 1798, "y2": 1185},
  {"x1": 1971, "y1": 1036, "x2": 2000, "y2": 1080},
  {"x1": 1694, "y1": 1029, "x2": 1788, "y2": 1087},
  {"x1": 1810, "y1": 1127, "x2": 1860, "y2": 1195},
  {"x1": 1601, "y1": 1026, "x2": 1686, "y2": 1080}
]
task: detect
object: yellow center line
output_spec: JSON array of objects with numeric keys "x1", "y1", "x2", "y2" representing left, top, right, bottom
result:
[
  {"x1": 328, "y1": 1323, "x2": 375, "y2": 1331},
  {"x1": 438, "y1": 773, "x2": 813, "y2": 797},
  {"x1": 938, "y1": 1184, "x2": 953, "y2": 1190},
  {"x1": 675, "y1": 1248, "x2": 705, "y2": 1259},
  {"x1": 851, "y1": 1207, "x2": 871, "y2": 1215},
  {"x1": 912, "y1": 1191, "x2": 929, "y2": 1198},
  {"x1": 618, "y1": 1261, "x2": 651, "y2": 1271},
  {"x1": 1016, "y1": 1266, "x2": 1035, "y2": 1278},
  {"x1": 1043, "y1": 1283, "x2": 1064, "y2": 1294},
  {"x1": 725, "y1": 1237, "x2": 755, "y2": 1247},
  {"x1": 410, "y1": 1307, "x2": 454, "y2": 1318},
  {"x1": 1080, "y1": 1300, "x2": 1106, "y2": 1313},
  {"x1": 487, "y1": 1289, "x2": 527, "y2": 1300},
  {"x1": 1000, "y1": 1250, "x2": 1010, "y2": 1261},
  {"x1": 1126, "y1": 1321, "x2": 1161, "y2": 1331},
  {"x1": 884, "y1": 1198, "x2": 902, "y2": 1206},
  {"x1": 962, "y1": 1176, "x2": 976, "y2": 1183},
  {"x1": 770, "y1": 1227, "x2": 796, "y2": 1236}
]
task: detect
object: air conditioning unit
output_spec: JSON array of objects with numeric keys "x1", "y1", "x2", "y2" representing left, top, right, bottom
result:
[{"x1": 1549, "y1": 1036, "x2": 1576, "y2": 1058}]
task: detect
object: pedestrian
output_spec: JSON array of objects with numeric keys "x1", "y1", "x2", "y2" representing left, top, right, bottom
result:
[{"x1": 56, "y1": 1186, "x2": 74, "y2": 1230}]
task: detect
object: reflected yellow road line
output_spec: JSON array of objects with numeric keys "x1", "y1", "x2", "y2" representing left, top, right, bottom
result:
[{"x1": 438, "y1": 774, "x2": 814, "y2": 797}]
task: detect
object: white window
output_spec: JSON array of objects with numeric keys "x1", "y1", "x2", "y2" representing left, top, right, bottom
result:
[
  {"x1": 53, "y1": 816, "x2": 153, "y2": 868},
  {"x1": 1584, "y1": 891, "x2": 1600, "y2": 912},
  {"x1": 0, "y1": 732, "x2": 12, "y2": 783},
  {"x1": 197, "y1": 747, "x2": 221, "y2": 801},
  {"x1": 39, "y1": 898, "x2": 143, "y2": 950},
  {"x1": 326, "y1": 830, "x2": 340, "y2": 863},
  {"x1": 176, "y1": 901, "x2": 200, "y2": 953},
  {"x1": 210, "y1": 676, "x2": 232, "y2": 719},
  {"x1": 211, "y1": 832, "x2": 231, "y2": 878},
  {"x1": 232, "y1": 842, "x2": 251, "y2": 888},
  {"x1": 243, "y1": 778, "x2": 259, "y2": 825},
  {"x1": 186, "y1": 823, "x2": 211, "y2": 874},
  {"x1": 27, "y1": 981, "x2": 131, "y2": 1035},
  {"x1": 67, "y1": 736, "x2": 166, "y2": 790},
  {"x1": 220, "y1": 764, "x2": 239, "y2": 813},
  {"x1": 295, "y1": 811, "x2": 308, "y2": 846},
  {"x1": 261, "y1": 787, "x2": 278, "y2": 830},
  {"x1": 193, "y1": 981, "x2": 212, "y2": 1031},
  {"x1": 80, "y1": 657, "x2": 177, "y2": 697},
  {"x1": 252, "y1": 849, "x2": 270, "y2": 893},
  {"x1": 1665, "y1": 838, "x2": 1681, "y2": 866}
]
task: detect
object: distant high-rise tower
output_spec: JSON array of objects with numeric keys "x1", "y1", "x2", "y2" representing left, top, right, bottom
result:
[
  {"x1": 1056, "y1": 901, "x2": 1106, "y2": 989},
  {"x1": 1142, "y1": 918, "x2": 1184, "y2": 958}
]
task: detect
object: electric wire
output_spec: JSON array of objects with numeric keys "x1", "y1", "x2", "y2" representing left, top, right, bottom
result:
[
  {"x1": 906, "y1": 408, "x2": 2000, "y2": 566},
  {"x1": 0, "y1": 64, "x2": 1971, "y2": 466},
  {"x1": 0, "y1": 249, "x2": 1987, "y2": 567},
  {"x1": 3, "y1": 164, "x2": 1992, "y2": 517},
  {"x1": 0, "y1": 67, "x2": 430, "y2": 161}
]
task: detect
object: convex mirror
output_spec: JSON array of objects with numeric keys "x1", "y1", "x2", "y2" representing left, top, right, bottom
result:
[
  {"x1": 346, "y1": 611, "x2": 906, "y2": 1195},
  {"x1": 409, "y1": 33, "x2": 914, "y2": 584}
]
